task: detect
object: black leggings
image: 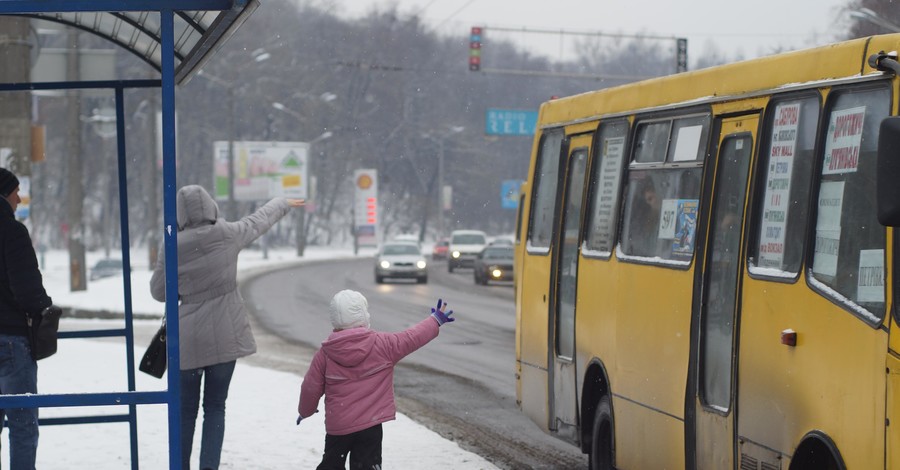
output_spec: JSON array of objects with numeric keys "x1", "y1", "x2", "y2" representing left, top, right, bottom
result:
[{"x1": 316, "y1": 424, "x2": 383, "y2": 470}]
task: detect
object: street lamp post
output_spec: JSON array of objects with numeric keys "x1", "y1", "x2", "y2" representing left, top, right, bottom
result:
[
  {"x1": 198, "y1": 48, "x2": 270, "y2": 221},
  {"x1": 850, "y1": 8, "x2": 900, "y2": 33},
  {"x1": 227, "y1": 86, "x2": 236, "y2": 220},
  {"x1": 430, "y1": 126, "x2": 464, "y2": 239},
  {"x1": 271, "y1": 99, "x2": 335, "y2": 256}
]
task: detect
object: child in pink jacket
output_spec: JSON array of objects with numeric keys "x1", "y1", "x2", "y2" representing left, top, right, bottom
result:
[{"x1": 297, "y1": 290, "x2": 455, "y2": 469}]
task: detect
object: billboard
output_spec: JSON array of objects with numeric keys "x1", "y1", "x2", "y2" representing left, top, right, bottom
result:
[{"x1": 214, "y1": 141, "x2": 309, "y2": 201}]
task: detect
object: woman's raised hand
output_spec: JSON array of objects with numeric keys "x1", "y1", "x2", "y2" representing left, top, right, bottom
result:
[{"x1": 286, "y1": 198, "x2": 306, "y2": 208}]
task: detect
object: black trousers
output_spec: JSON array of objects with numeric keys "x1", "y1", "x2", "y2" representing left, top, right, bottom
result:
[{"x1": 317, "y1": 424, "x2": 383, "y2": 470}]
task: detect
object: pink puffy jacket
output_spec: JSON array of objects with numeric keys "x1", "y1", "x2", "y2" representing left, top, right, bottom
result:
[{"x1": 298, "y1": 317, "x2": 440, "y2": 435}]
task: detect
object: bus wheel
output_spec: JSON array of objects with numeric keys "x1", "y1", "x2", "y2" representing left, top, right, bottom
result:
[{"x1": 589, "y1": 396, "x2": 614, "y2": 470}]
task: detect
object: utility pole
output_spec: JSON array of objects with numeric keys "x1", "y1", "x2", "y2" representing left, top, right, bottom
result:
[
  {"x1": 0, "y1": 17, "x2": 32, "y2": 177},
  {"x1": 66, "y1": 28, "x2": 87, "y2": 291}
]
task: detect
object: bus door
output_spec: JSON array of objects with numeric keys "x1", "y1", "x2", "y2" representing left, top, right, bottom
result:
[
  {"x1": 549, "y1": 134, "x2": 591, "y2": 440},
  {"x1": 693, "y1": 114, "x2": 758, "y2": 469}
]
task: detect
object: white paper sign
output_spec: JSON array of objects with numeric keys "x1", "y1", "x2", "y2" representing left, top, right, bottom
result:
[
  {"x1": 758, "y1": 102, "x2": 801, "y2": 268},
  {"x1": 658, "y1": 199, "x2": 677, "y2": 239},
  {"x1": 823, "y1": 106, "x2": 865, "y2": 175},
  {"x1": 813, "y1": 228, "x2": 840, "y2": 277},
  {"x1": 672, "y1": 125, "x2": 703, "y2": 162},
  {"x1": 812, "y1": 181, "x2": 845, "y2": 277},
  {"x1": 857, "y1": 249, "x2": 885, "y2": 303},
  {"x1": 592, "y1": 136, "x2": 625, "y2": 247}
]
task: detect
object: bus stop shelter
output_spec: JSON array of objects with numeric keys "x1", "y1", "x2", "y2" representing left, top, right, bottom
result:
[{"x1": 0, "y1": 1, "x2": 260, "y2": 467}]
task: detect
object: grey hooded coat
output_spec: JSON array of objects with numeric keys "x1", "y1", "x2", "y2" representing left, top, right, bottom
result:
[{"x1": 149, "y1": 185, "x2": 292, "y2": 370}]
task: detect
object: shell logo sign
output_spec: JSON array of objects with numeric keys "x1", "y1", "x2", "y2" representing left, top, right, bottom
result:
[
  {"x1": 354, "y1": 169, "x2": 378, "y2": 247},
  {"x1": 356, "y1": 173, "x2": 373, "y2": 190}
]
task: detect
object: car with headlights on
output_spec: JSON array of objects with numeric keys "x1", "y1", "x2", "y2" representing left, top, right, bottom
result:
[
  {"x1": 375, "y1": 242, "x2": 428, "y2": 284},
  {"x1": 447, "y1": 229, "x2": 487, "y2": 272},
  {"x1": 473, "y1": 245, "x2": 514, "y2": 285}
]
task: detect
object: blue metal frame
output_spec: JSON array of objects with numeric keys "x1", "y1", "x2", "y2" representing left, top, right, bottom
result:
[
  {"x1": 0, "y1": 78, "x2": 162, "y2": 469},
  {"x1": 0, "y1": 1, "x2": 247, "y2": 467}
]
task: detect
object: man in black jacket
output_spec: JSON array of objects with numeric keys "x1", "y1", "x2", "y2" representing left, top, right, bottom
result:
[{"x1": 0, "y1": 167, "x2": 52, "y2": 469}]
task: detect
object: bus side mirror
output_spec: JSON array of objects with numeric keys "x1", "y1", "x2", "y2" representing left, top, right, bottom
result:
[{"x1": 877, "y1": 117, "x2": 900, "y2": 226}]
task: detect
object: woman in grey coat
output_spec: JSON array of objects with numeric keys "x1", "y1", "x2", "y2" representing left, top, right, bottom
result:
[{"x1": 150, "y1": 185, "x2": 303, "y2": 470}]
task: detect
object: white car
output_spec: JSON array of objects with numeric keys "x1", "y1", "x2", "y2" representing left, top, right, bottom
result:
[
  {"x1": 447, "y1": 229, "x2": 487, "y2": 272},
  {"x1": 374, "y1": 242, "x2": 428, "y2": 284}
]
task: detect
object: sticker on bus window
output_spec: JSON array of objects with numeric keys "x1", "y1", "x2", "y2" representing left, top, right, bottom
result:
[
  {"x1": 857, "y1": 249, "x2": 885, "y2": 303},
  {"x1": 658, "y1": 199, "x2": 678, "y2": 239},
  {"x1": 758, "y1": 102, "x2": 801, "y2": 268},
  {"x1": 672, "y1": 125, "x2": 703, "y2": 162},
  {"x1": 672, "y1": 199, "x2": 699, "y2": 255},
  {"x1": 822, "y1": 106, "x2": 865, "y2": 175}
]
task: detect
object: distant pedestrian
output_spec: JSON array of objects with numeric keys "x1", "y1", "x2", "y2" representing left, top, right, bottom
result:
[
  {"x1": 0, "y1": 167, "x2": 60, "y2": 469},
  {"x1": 150, "y1": 184, "x2": 304, "y2": 470},
  {"x1": 297, "y1": 290, "x2": 455, "y2": 470}
]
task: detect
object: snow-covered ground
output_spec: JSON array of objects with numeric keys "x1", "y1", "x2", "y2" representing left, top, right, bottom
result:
[{"x1": 6, "y1": 245, "x2": 498, "y2": 469}]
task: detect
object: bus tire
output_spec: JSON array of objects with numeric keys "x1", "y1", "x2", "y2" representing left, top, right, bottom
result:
[{"x1": 589, "y1": 395, "x2": 614, "y2": 470}]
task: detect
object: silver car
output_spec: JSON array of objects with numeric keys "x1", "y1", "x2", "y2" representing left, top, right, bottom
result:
[{"x1": 374, "y1": 242, "x2": 428, "y2": 284}]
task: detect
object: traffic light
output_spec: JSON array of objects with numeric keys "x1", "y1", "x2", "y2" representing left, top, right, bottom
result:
[{"x1": 469, "y1": 26, "x2": 482, "y2": 71}]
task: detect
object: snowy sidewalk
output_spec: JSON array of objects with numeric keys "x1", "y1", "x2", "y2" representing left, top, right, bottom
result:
[{"x1": 11, "y1": 247, "x2": 498, "y2": 469}]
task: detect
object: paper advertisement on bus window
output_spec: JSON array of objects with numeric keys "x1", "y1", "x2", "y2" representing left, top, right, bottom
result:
[
  {"x1": 822, "y1": 106, "x2": 865, "y2": 175},
  {"x1": 672, "y1": 199, "x2": 698, "y2": 255},
  {"x1": 857, "y1": 249, "x2": 885, "y2": 303},
  {"x1": 758, "y1": 102, "x2": 800, "y2": 268},
  {"x1": 812, "y1": 181, "x2": 845, "y2": 277}
]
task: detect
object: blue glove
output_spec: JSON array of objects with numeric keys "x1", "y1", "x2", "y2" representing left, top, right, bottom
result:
[{"x1": 430, "y1": 298, "x2": 455, "y2": 326}]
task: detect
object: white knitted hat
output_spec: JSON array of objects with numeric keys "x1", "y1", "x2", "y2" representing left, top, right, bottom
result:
[{"x1": 329, "y1": 290, "x2": 370, "y2": 330}]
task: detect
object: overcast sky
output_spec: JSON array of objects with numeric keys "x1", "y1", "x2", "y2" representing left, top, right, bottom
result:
[{"x1": 332, "y1": 0, "x2": 853, "y2": 65}]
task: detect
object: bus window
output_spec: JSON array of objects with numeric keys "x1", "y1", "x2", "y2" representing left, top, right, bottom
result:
[
  {"x1": 809, "y1": 86, "x2": 889, "y2": 323},
  {"x1": 620, "y1": 114, "x2": 708, "y2": 261},
  {"x1": 749, "y1": 96, "x2": 819, "y2": 276},
  {"x1": 528, "y1": 130, "x2": 565, "y2": 251},
  {"x1": 633, "y1": 121, "x2": 670, "y2": 163},
  {"x1": 701, "y1": 133, "x2": 753, "y2": 410},
  {"x1": 584, "y1": 120, "x2": 629, "y2": 256}
]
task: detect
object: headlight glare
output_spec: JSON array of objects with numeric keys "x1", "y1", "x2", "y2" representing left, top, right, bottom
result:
[
  {"x1": 417, "y1": 260, "x2": 427, "y2": 269},
  {"x1": 380, "y1": 260, "x2": 390, "y2": 269},
  {"x1": 452, "y1": 251, "x2": 461, "y2": 258}
]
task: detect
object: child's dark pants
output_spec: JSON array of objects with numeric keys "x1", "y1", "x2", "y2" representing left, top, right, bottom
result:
[{"x1": 316, "y1": 424, "x2": 383, "y2": 470}]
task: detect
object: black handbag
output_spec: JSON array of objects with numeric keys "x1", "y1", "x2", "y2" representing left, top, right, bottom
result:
[
  {"x1": 139, "y1": 325, "x2": 167, "y2": 378},
  {"x1": 27, "y1": 305, "x2": 62, "y2": 361}
]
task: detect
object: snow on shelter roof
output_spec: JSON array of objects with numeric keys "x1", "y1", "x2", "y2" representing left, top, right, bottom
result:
[{"x1": 0, "y1": 0, "x2": 259, "y2": 85}]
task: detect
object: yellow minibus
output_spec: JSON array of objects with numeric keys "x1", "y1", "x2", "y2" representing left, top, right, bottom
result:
[{"x1": 515, "y1": 34, "x2": 900, "y2": 469}]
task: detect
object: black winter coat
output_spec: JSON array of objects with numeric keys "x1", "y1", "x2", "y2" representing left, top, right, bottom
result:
[{"x1": 0, "y1": 199, "x2": 51, "y2": 336}]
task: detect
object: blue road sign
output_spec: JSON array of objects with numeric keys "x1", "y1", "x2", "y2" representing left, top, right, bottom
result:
[
  {"x1": 501, "y1": 180, "x2": 524, "y2": 209},
  {"x1": 486, "y1": 109, "x2": 538, "y2": 136}
]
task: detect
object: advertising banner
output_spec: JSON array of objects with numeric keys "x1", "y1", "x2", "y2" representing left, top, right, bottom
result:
[{"x1": 214, "y1": 141, "x2": 309, "y2": 201}]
